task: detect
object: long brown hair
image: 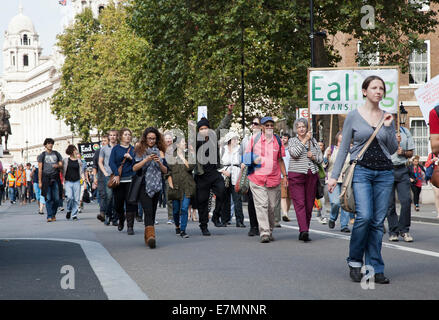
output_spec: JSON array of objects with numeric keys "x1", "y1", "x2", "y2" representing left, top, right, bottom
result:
[
  {"x1": 362, "y1": 75, "x2": 386, "y2": 97},
  {"x1": 135, "y1": 127, "x2": 166, "y2": 156}
]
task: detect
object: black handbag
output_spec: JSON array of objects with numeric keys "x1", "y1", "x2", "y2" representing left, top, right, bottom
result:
[
  {"x1": 127, "y1": 170, "x2": 144, "y2": 205},
  {"x1": 316, "y1": 178, "x2": 325, "y2": 199},
  {"x1": 82, "y1": 188, "x2": 91, "y2": 203},
  {"x1": 167, "y1": 185, "x2": 182, "y2": 201}
]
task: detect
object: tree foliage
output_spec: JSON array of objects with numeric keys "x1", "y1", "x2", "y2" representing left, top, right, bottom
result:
[
  {"x1": 52, "y1": 1, "x2": 150, "y2": 141},
  {"x1": 128, "y1": 0, "x2": 439, "y2": 128},
  {"x1": 52, "y1": 0, "x2": 439, "y2": 137}
]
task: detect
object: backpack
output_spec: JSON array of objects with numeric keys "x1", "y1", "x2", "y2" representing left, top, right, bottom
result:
[
  {"x1": 425, "y1": 153, "x2": 435, "y2": 182},
  {"x1": 244, "y1": 133, "x2": 282, "y2": 176},
  {"x1": 39, "y1": 151, "x2": 62, "y2": 178}
]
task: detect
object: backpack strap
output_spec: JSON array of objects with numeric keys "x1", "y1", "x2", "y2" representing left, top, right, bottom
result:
[{"x1": 274, "y1": 134, "x2": 283, "y2": 158}]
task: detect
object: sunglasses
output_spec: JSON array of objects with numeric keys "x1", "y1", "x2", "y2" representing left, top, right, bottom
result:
[
  {"x1": 264, "y1": 123, "x2": 274, "y2": 128},
  {"x1": 252, "y1": 122, "x2": 260, "y2": 126}
]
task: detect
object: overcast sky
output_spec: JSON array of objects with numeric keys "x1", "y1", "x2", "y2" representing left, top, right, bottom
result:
[{"x1": 0, "y1": 0, "x2": 74, "y2": 75}]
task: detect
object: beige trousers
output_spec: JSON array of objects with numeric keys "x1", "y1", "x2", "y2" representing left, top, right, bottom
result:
[{"x1": 249, "y1": 180, "x2": 281, "y2": 237}]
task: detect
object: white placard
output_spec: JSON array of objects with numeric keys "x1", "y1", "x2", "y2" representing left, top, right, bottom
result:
[
  {"x1": 414, "y1": 74, "x2": 439, "y2": 126},
  {"x1": 197, "y1": 106, "x2": 208, "y2": 121},
  {"x1": 296, "y1": 108, "x2": 309, "y2": 119},
  {"x1": 309, "y1": 68, "x2": 399, "y2": 115}
]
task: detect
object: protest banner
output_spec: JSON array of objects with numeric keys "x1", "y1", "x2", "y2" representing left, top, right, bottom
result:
[
  {"x1": 308, "y1": 66, "x2": 399, "y2": 115},
  {"x1": 414, "y1": 74, "x2": 439, "y2": 126},
  {"x1": 78, "y1": 142, "x2": 101, "y2": 168},
  {"x1": 198, "y1": 106, "x2": 208, "y2": 121}
]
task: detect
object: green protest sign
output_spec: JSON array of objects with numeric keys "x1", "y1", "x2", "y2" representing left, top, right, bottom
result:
[{"x1": 308, "y1": 67, "x2": 399, "y2": 115}]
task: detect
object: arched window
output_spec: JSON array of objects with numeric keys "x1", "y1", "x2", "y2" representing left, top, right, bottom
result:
[
  {"x1": 23, "y1": 54, "x2": 29, "y2": 66},
  {"x1": 23, "y1": 34, "x2": 28, "y2": 45}
]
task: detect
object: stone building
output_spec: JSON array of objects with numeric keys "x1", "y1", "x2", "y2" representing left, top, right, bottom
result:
[{"x1": 0, "y1": 0, "x2": 114, "y2": 167}]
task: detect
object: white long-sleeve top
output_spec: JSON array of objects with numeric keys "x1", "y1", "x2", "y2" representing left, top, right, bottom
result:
[{"x1": 220, "y1": 145, "x2": 242, "y2": 186}]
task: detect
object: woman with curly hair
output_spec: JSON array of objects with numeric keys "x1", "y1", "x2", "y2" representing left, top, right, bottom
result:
[{"x1": 133, "y1": 127, "x2": 168, "y2": 248}]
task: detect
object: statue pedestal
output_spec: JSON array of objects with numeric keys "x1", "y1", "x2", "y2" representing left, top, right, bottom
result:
[{"x1": 0, "y1": 145, "x2": 12, "y2": 161}]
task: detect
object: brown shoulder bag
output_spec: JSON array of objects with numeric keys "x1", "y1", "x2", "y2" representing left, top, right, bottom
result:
[
  {"x1": 339, "y1": 118, "x2": 385, "y2": 213},
  {"x1": 107, "y1": 147, "x2": 132, "y2": 189}
]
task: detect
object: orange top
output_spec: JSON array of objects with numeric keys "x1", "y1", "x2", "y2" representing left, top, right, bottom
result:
[{"x1": 16, "y1": 169, "x2": 26, "y2": 186}]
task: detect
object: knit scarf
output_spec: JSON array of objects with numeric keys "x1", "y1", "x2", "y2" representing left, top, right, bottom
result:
[{"x1": 144, "y1": 146, "x2": 163, "y2": 198}]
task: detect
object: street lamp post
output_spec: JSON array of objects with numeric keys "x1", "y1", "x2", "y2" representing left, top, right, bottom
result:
[
  {"x1": 309, "y1": 0, "x2": 317, "y2": 138},
  {"x1": 310, "y1": 0, "x2": 315, "y2": 68},
  {"x1": 241, "y1": 24, "x2": 245, "y2": 133},
  {"x1": 399, "y1": 102, "x2": 408, "y2": 126}
]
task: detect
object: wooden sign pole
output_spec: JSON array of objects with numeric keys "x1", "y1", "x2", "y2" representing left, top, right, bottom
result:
[{"x1": 329, "y1": 114, "x2": 333, "y2": 147}]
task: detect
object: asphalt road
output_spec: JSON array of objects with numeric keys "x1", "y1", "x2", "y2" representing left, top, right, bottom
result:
[{"x1": 1, "y1": 201, "x2": 439, "y2": 300}]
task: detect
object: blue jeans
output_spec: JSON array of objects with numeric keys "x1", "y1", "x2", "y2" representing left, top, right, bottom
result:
[
  {"x1": 65, "y1": 180, "x2": 81, "y2": 217},
  {"x1": 138, "y1": 202, "x2": 143, "y2": 219},
  {"x1": 348, "y1": 165, "x2": 394, "y2": 274},
  {"x1": 102, "y1": 175, "x2": 115, "y2": 222},
  {"x1": 33, "y1": 183, "x2": 45, "y2": 204},
  {"x1": 328, "y1": 183, "x2": 350, "y2": 229},
  {"x1": 8, "y1": 187, "x2": 16, "y2": 202},
  {"x1": 46, "y1": 181, "x2": 60, "y2": 219},
  {"x1": 173, "y1": 195, "x2": 191, "y2": 232}
]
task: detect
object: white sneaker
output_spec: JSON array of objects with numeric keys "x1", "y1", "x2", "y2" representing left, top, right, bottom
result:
[
  {"x1": 317, "y1": 217, "x2": 327, "y2": 224},
  {"x1": 167, "y1": 220, "x2": 173, "y2": 225},
  {"x1": 401, "y1": 233, "x2": 413, "y2": 242}
]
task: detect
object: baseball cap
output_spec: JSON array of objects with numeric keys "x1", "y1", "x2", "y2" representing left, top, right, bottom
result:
[{"x1": 261, "y1": 116, "x2": 274, "y2": 125}]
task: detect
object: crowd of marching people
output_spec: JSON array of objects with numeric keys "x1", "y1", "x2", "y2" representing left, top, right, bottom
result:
[
  {"x1": 3, "y1": 75, "x2": 439, "y2": 284},
  {"x1": 0, "y1": 144, "x2": 97, "y2": 218}
]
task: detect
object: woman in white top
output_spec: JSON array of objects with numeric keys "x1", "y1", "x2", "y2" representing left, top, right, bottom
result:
[{"x1": 219, "y1": 131, "x2": 245, "y2": 227}]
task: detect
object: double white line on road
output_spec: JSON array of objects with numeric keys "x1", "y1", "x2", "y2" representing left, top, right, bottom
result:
[{"x1": 280, "y1": 224, "x2": 439, "y2": 259}]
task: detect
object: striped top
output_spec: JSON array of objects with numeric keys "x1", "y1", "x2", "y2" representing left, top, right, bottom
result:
[{"x1": 288, "y1": 137, "x2": 323, "y2": 174}]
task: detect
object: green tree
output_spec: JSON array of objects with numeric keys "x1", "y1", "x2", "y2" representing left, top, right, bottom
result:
[
  {"x1": 52, "y1": 1, "x2": 151, "y2": 140},
  {"x1": 128, "y1": 0, "x2": 439, "y2": 128}
]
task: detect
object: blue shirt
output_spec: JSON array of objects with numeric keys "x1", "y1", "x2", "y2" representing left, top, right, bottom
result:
[
  {"x1": 391, "y1": 126, "x2": 415, "y2": 166},
  {"x1": 109, "y1": 144, "x2": 135, "y2": 178}
]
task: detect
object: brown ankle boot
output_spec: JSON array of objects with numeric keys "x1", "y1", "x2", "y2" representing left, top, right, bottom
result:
[{"x1": 145, "y1": 226, "x2": 156, "y2": 248}]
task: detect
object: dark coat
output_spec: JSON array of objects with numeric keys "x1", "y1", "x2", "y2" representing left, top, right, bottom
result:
[{"x1": 166, "y1": 153, "x2": 196, "y2": 200}]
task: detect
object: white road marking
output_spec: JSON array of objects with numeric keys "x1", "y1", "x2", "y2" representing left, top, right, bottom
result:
[
  {"x1": 1, "y1": 238, "x2": 149, "y2": 300},
  {"x1": 279, "y1": 224, "x2": 439, "y2": 259}
]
